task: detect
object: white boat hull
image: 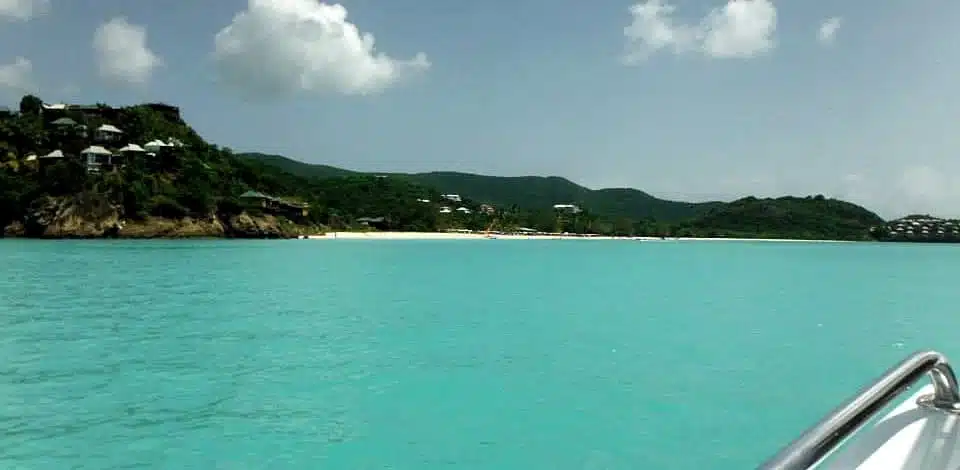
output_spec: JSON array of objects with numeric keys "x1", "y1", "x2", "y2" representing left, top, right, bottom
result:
[{"x1": 818, "y1": 384, "x2": 960, "y2": 470}]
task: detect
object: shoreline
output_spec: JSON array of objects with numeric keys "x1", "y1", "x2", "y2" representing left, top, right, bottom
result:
[{"x1": 308, "y1": 232, "x2": 856, "y2": 243}]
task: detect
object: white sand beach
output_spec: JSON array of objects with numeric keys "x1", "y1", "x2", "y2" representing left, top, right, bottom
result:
[
  {"x1": 647, "y1": 236, "x2": 854, "y2": 243},
  {"x1": 306, "y1": 232, "x2": 852, "y2": 243},
  {"x1": 309, "y1": 232, "x2": 618, "y2": 240}
]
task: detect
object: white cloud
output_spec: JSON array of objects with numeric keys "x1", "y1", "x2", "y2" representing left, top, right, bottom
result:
[
  {"x1": 623, "y1": 0, "x2": 776, "y2": 64},
  {"x1": 831, "y1": 167, "x2": 960, "y2": 219},
  {"x1": 93, "y1": 17, "x2": 163, "y2": 85},
  {"x1": 623, "y1": 1, "x2": 699, "y2": 62},
  {"x1": 836, "y1": 173, "x2": 871, "y2": 207},
  {"x1": 817, "y1": 17, "x2": 842, "y2": 45},
  {"x1": 893, "y1": 166, "x2": 960, "y2": 216},
  {"x1": 0, "y1": 57, "x2": 38, "y2": 97},
  {"x1": 0, "y1": 0, "x2": 49, "y2": 21},
  {"x1": 700, "y1": 0, "x2": 776, "y2": 58},
  {"x1": 213, "y1": 0, "x2": 430, "y2": 97}
]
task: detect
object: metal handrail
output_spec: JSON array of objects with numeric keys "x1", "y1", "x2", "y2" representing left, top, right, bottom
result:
[{"x1": 757, "y1": 350, "x2": 960, "y2": 470}]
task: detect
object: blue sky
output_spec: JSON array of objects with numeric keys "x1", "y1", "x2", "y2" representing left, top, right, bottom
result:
[{"x1": 1, "y1": 0, "x2": 958, "y2": 218}]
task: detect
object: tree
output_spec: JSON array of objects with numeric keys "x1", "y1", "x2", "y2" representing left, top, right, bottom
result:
[
  {"x1": 870, "y1": 225, "x2": 891, "y2": 240},
  {"x1": 19, "y1": 95, "x2": 42, "y2": 116}
]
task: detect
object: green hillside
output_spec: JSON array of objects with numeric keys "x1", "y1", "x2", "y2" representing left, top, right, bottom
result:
[
  {"x1": 240, "y1": 152, "x2": 357, "y2": 179},
  {"x1": 0, "y1": 95, "x2": 886, "y2": 241},
  {"x1": 238, "y1": 152, "x2": 887, "y2": 240},
  {"x1": 238, "y1": 153, "x2": 723, "y2": 222},
  {"x1": 395, "y1": 172, "x2": 725, "y2": 221},
  {"x1": 678, "y1": 195, "x2": 885, "y2": 240},
  {"x1": 0, "y1": 97, "x2": 444, "y2": 237}
]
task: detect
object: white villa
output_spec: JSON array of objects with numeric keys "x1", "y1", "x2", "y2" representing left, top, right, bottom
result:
[
  {"x1": 885, "y1": 216, "x2": 960, "y2": 240},
  {"x1": 553, "y1": 204, "x2": 582, "y2": 214},
  {"x1": 95, "y1": 124, "x2": 124, "y2": 142}
]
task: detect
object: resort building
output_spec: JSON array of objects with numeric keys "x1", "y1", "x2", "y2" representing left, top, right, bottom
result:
[
  {"x1": 95, "y1": 124, "x2": 123, "y2": 143},
  {"x1": 239, "y1": 190, "x2": 310, "y2": 218},
  {"x1": 81, "y1": 146, "x2": 112, "y2": 173},
  {"x1": 355, "y1": 217, "x2": 388, "y2": 230},
  {"x1": 553, "y1": 204, "x2": 582, "y2": 214},
  {"x1": 883, "y1": 216, "x2": 960, "y2": 241}
]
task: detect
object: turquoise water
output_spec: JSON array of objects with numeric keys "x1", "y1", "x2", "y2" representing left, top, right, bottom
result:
[{"x1": 2, "y1": 239, "x2": 959, "y2": 469}]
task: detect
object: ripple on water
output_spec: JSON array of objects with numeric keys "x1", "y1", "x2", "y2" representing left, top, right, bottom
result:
[{"x1": 2, "y1": 240, "x2": 960, "y2": 469}]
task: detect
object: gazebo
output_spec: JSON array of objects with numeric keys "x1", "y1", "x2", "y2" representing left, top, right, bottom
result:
[
  {"x1": 115, "y1": 144, "x2": 146, "y2": 164},
  {"x1": 50, "y1": 117, "x2": 78, "y2": 127},
  {"x1": 81, "y1": 145, "x2": 113, "y2": 172},
  {"x1": 35, "y1": 149, "x2": 64, "y2": 170},
  {"x1": 143, "y1": 139, "x2": 171, "y2": 153},
  {"x1": 118, "y1": 143, "x2": 146, "y2": 154},
  {"x1": 95, "y1": 124, "x2": 123, "y2": 142}
]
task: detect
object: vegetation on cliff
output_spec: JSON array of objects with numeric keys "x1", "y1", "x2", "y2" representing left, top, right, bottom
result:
[
  {"x1": 0, "y1": 95, "x2": 444, "y2": 237},
  {"x1": 0, "y1": 95, "x2": 887, "y2": 240},
  {"x1": 674, "y1": 196, "x2": 885, "y2": 240}
]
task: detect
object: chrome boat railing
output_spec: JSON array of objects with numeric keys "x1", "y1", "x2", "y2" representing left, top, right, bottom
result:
[{"x1": 758, "y1": 350, "x2": 960, "y2": 470}]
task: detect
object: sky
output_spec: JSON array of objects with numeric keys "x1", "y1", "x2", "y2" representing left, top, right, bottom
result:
[{"x1": 0, "y1": 0, "x2": 959, "y2": 219}]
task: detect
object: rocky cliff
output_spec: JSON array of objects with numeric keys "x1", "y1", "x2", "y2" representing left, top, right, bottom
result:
[{"x1": 2, "y1": 194, "x2": 320, "y2": 239}]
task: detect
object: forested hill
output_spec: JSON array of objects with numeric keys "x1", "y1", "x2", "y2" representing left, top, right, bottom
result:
[
  {"x1": 238, "y1": 152, "x2": 723, "y2": 222},
  {"x1": 0, "y1": 96, "x2": 444, "y2": 237},
  {"x1": 396, "y1": 172, "x2": 725, "y2": 222},
  {"x1": 239, "y1": 152, "x2": 886, "y2": 240},
  {"x1": 0, "y1": 94, "x2": 886, "y2": 241},
  {"x1": 241, "y1": 152, "x2": 357, "y2": 179},
  {"x1": 677, "y1": 195, "x2": 886, "y2": 240}
]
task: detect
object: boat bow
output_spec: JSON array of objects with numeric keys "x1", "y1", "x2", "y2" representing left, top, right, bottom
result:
[{"x1": 759, "y1": 350, "x2": 960, "y2": 470}]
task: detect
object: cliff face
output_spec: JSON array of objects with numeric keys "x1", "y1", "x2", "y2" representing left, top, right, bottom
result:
[
  {"x1": 3, "y1": 194, "x2": 319, "y2": 239},
  {"x1": 225, "y1": 213, "x2": 317, "y2": 238},
  {"x1": 23, "y1": 194, "x2": 122, "y2": 238},
  {"x1": 116, "y1": 217, "x2": 226, "y2": 238}
]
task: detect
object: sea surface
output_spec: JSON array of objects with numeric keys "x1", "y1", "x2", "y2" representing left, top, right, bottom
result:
[{"x1": 1, "y1": 239, "x2": 959, "y2": 469}]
